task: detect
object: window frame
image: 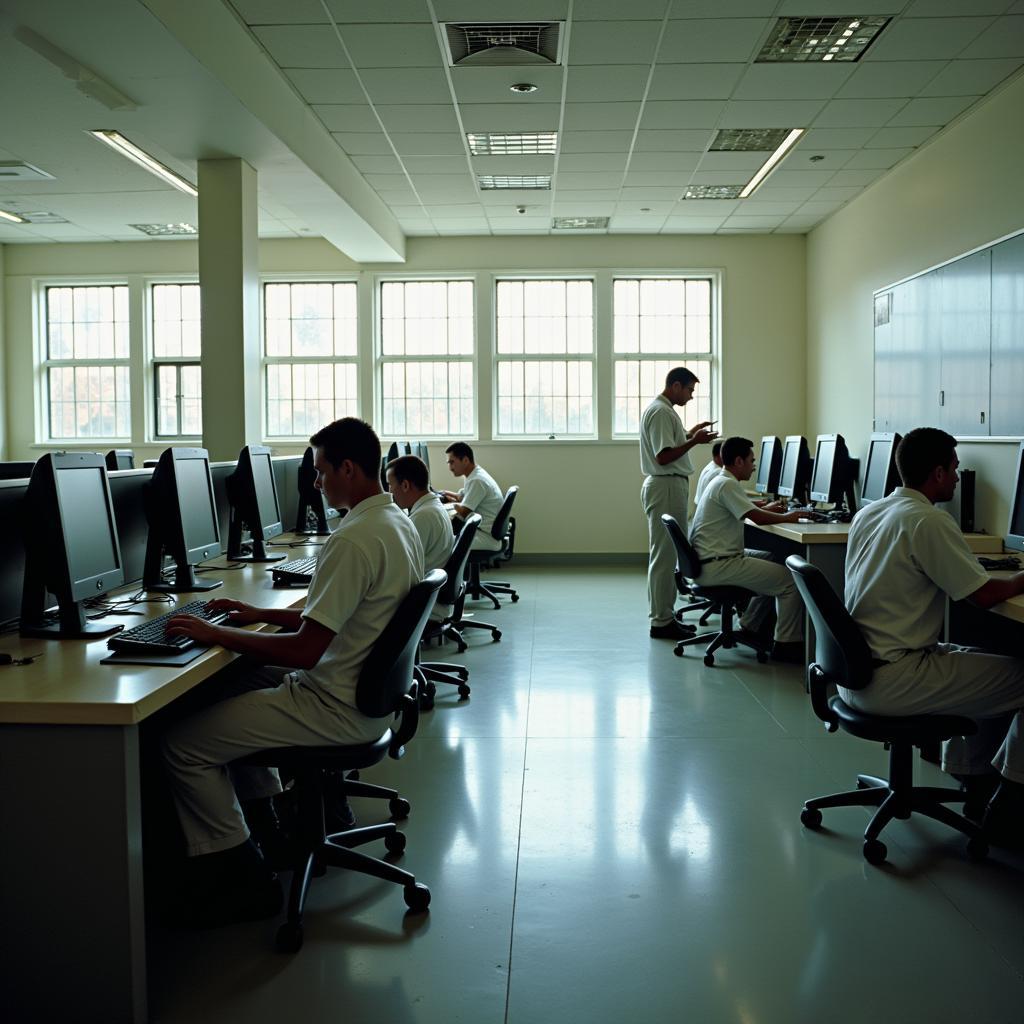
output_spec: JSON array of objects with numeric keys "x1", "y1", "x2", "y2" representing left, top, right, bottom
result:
[{"x1": 148, "y1": 279, "x2": 202, "y2": 441}]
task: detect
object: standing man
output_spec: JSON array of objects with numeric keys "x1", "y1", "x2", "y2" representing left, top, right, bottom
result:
[
  {"x1": 440, "y1": 441, "x2": 504, "y2": 552},
  {"x1": 640, "y1": 367, "x2": 717, "y2": 639}
]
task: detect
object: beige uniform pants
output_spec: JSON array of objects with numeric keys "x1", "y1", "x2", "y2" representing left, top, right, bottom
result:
[
  {"x1": 840, "y1": 644, "x2": 1024, "y2": 783},
  {"x1": 641, "y1": 475, "x2": 689, "y2": 627},
  {"x1": 162, "y1": 662, "x2": 389, "y2": 856},
  {"x1": 697, "y1": 549, "x2": 804, "y2": 643}
]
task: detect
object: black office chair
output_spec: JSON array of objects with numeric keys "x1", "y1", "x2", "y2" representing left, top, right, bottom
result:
[
  {"x1": 239, "y1": 568, "x2": 446, "y2": 951},
  {"x1": 466, "y1": 485, "x2": 520, "y2": 608},
  {"x1": 416, "y1": 514, "x2": 480, "y2": 707},
  {"x1": 661, "y1": 514, "x2": 768, "y2": 667},
  {"x1": 785, "y1": 555, "x2": 987, "y2": 866}
]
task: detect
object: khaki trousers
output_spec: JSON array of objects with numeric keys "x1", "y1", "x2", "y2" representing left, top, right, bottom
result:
[{"x1": 641, "y1": 475, "x2": 689, "y2": 627}]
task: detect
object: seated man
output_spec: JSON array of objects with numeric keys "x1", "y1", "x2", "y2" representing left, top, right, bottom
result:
[
  {"x1": 689, "y1": 435, "x2": 809, "y2": 663},
  {"x1": 387, "y1": 452, "x2": 454, "y2": 621},
  {"x1": 162, "y1": 417, "x2": 425, "y2": 925},
  {"x1": 693, "y1": 441, "x2": 724, "y2": 507},
  {"x1": 844, "y1": 427, "x2": 1024, "y2": 845},
  {"x1": 439, "y1": 441, "x2": 504, "y2": 552}
]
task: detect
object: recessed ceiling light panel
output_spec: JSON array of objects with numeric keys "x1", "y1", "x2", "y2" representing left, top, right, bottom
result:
[
  {"x1": 552, "y1": 216, "x2": 608, "y2": 230},
  {"x1": 757, "y1": 16, "x2": 889, "y2": 63},
  {"x1": 711, "y1": 129, "x2": 792, "y2": 153},
  {"x1": 682, "y1": 186, "x2": 743, "y2": 200},
  {"x1": 468, "y1": 132, "x2": 557, "y2": 155},
  {"x1": 478, "y1": 175, "x2": 552, "y2": 190},
  {"x1": 130, "y1": 223, "x2": 198, "y2": 236}
]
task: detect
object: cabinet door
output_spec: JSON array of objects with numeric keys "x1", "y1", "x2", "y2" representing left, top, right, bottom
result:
[
  {"x1": 889, "y1": 273, "x2": 940, "y2": 435},
  {"x1": 939, "y1": 250, "x2": 991, "y2": 437},
  {"x1": 991, "y1": 233, "x2": 1024, "y2": 436},
  {"x1": 873, "y1": 292, "x2": 894, "y2": 431}
]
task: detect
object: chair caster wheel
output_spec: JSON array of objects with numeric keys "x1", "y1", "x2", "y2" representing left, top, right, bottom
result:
[
  {"x1": 966, "y1": 836, "x2": 989, "y2": 862},
  {"x1": 511, "y1": 594, "x2": 520, "y2": 603},
  {"x1": 404, "y1": 882, "x2": 431, "y2": 913},
  {"x1": 800, "y1": 806, "x2": 822, "y2": 829},
  {"x1": 492, "y1": 630, "x2": 502, "y2": 641},
  {"x1": 455, "y1": 667, "x2": 470, "y2": 681},
  {"x1": 276, "y1": 921, "x2": 303, "y2": 953},
  {"x1": 384, "y1": 830, "x2": 407, "y2": 855},
  {"x1": 863, "y1": 838, "x2": 887, "y2": 865},
  {"x1": 457, "y1": 642, "x2": 468, "y2": 653},
  {"x1": 389, "y1": 796, "x2": 411, "y2": 818},
  {"x1": 458, "y1": 684, "x2": 471, "y2": 700},
  {"x1": 419, "y1": 692, "x2": 435, "y2": 712},
  {"x1": 703, "y1": 654, "x2": 715, "y2": 667},
  {"x1": 756, "y1": 650, "x2": 768, "y2": 664},
  {"x1": 673, "y1": 643, "x2": 685, "y2": 657}
]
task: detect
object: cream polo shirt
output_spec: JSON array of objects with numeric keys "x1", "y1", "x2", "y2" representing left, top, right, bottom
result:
[
  {"x1": 459, "y1": 465, "x2": 504, "y2": 551},
  {"x1": 688, "y1": 471, "x2": 756, "y2": 561},
  {"x1": 694, "y1": 460, "x2": 723, "y2": 506},
  {"x1": 296, "y1": 492, "x2": 425, "y2": 739},
  {"x1": 639, "y1": 394, "x2": 693, "y2": 478},
  {"x1": 410, "y1": 492, "x2": 455, "y2": 621},
  {"x1": 845, "y1": 486, "x2": 989, "y2": 663}
]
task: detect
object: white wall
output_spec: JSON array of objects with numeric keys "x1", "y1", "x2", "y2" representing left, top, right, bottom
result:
[
  {"x1": 0, "y1": 244, "x2": 5, "y2": 459},
  {"x1": 3, "y1": 234, "x2": 806, "y2": 555},
  {"x1": 807, "y1": 71, "x2": 1024, "y2": 536}
]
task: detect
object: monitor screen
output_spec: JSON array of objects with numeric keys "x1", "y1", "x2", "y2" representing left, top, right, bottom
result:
[
  {"x1": 56, "y1": 466, "x2": 120, "y2": 585},
  {"x1": 251, "y1": 451, "x2": 281, "y2": 533},
  {"x1": 862, "y1": 438, "x2": 895, "y2": 503},
  {"x1": 756, "y1": 440, "x2": 773, "y2": 489},
  {"x1": 779, "y1": 438, "x2": 801, "y2": 493},
  {"x1": 810, "y1": 438, "x2": 837, "y2": 502},
  {"x1": 175, "y1": 456, "x2": 219, "y2": 552},
  {"x1": 1009, "y1": 443, "x2": 1024, "y2": 543}
]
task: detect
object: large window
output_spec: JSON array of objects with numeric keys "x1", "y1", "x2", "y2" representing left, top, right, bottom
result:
[
  {"x1": 45, "y1": 285, "x2": 131, "y2": 439},
  {"x1": 495, "y1": 278, "x2": 594, "y2": 436},
  {"x1": 152, "y1": 283, "x2": 202, "y2": 437},
  {"x1": 380, "y1": 280, "x2": 474, "y2": 437},
  {"x1": 264, "y1": 282, "x2": 358, "y2": 438},
  {"x1": 613, "y1": 278, "x2": 713, "y2": 435}
]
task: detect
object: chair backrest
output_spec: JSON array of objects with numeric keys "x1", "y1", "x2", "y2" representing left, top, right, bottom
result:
[
  {"x1": 440, "y1": 513, "x2": 479, "y2": 604},
  {"x1": 491, "y1": 485, "x2": 518, "y2": 540},
  {"x1": 660, "y1": 514, "x2": 701, "y2": 580},
  {"x1": 785, "y1": 555, "x2": 874, "y2": 726},
  {"x1": 355, "y1": 568, "x2": 446, "y2": 720}
]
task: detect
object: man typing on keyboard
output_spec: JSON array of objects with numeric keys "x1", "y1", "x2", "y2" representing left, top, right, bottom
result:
[{"x1": 161, "y1": 418, "x2": 424, "y2": 926}]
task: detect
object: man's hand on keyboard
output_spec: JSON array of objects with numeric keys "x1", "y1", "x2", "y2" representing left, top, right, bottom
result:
[
  {"x1": 166, "y1": 613, "x2": 222, "y2": 645},
  {"x1": 205, "y1": 598, "x2": 261, "y2": 626}
]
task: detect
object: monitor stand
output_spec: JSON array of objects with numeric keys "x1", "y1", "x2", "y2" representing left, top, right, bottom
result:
[
  {"x1": 294, "y1": 497, "x2": 329, "y2": 536},
  {"x1": 143, "y1": 538, "x2": 222, "y2": 593},
  {"x1": 20, "y1": 599, "x2": 122, "y2": 640},
  {"x1": 226, "y1": 513, "x2": 286, "y2": 562}
]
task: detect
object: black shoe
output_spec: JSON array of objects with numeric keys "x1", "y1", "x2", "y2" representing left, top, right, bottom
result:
[
  {"x1": 325, "y1": 772, "x2": 357, "y2": 832},
  {"x1": 650, "y1": 620, "x2": 698, "y2": 640},
  {"x1": 179, "y1": 840, "x2": 284, "y2": 928},
  {"x1": 770, "y1": 640, "x2": 805, "y2": 665},
  {"x1": 982, "y1": 779, "x2": 1024, "y2": 851},
  {"x1": 734, "y1": 628, "x2": 769, "y2": 651},
  {"x1": 954, "y1": 772, "x2": 1001, "y2": 823}
]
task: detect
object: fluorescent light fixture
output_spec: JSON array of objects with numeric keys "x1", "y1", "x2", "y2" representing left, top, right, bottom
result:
[
  {"x1": 478, "y1": 175, "x2": 551, "y2": 190},
  {"x1": 739, "y1": 128, "x2": 804, "y2": 198},
  {"x1": 130, "y1": 222, "x2": 198, "y2": 236},
  {"x1": 468, "y1": 132, "x2": 557, "y2": 155},
  {"x1": 88, "y1": 130, "x2": 197, "y2": 196},
  {"x1": 552, "y1": 216, "x2": 608, "y2": 230},
  {"x1": 0, "y1": 208, "x2": 27, "y2": 224}
]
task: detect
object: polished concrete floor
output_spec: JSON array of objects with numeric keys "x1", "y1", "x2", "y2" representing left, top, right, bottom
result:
[{"x1": 151, "y1": 567, "x2": 1024, "y2": 1024}]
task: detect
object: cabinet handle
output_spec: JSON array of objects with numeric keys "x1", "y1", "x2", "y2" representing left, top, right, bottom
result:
[
  {"x1": 980, "y1": 411, "x2": 985, "y2": 424},
  {"x1": 939, "y1": 390, "x2": 945, "y2": 407}
]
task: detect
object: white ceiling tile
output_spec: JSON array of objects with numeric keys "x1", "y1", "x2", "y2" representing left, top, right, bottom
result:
[
  {"x1": 562, "y1": 102, "x2": 642, "y2": 131},
  {"x1": 628, "y1": 152, "x2": 701, "y2": 171},
  {"x1": 408, "y1": 155, "x2": 475, "y2": 174},
  {"x1": 232, "y1": 0, "x2": 330, "y2": 23},
  {"x1": 487, "y1": 217, "x2": 553, "y2": 229},
  {"x1": 416, "y1": 188, "x2": 481, "y2": 202},
  {"x1": 960, "y1": 16, "x2": 1024, "y2": 58},
  {"x1": 661, "y1": 0, "x2": 779, "y2": 15},
  {"x1": 813, "y1": 98, "x2": 910, "y2": 127},
  {"x1": 903, "y1": 0, "x2": 1011, "y2": 16},
  {"x1": 672, "y1": 199, "x2": 739, "y2": 214},
  {"x1": 777, "y1": 0, "x2": 907, "y2": 12},
  {"x1": 919, "y1": 58, "x2": 1024, "y2": 95},
  {"x1": 557, "y1": 172, "x2": 626, "y2": 188},
  {"x1": 552, "y1": 202, "x2": 617, "y2": 215},
  {"x1": 762, "y1": 168, "x2": 835, "y2": 187},
  {"x1": 377, "y1": 105, "x2": 461, "y2": 132},
  {"x1": 253, "y1": 26, "x2": 349, "y2": 67},
  {"x1": 425, "y1": 219, "x2": 490, "y2": 230},
  {"x1": 722, "y1": 215, "x2": 784, "y2": 228},
  {"x1": 886, "y1": 94, "x2": 981, "y2": 126},
  {"x1": 813, "y1": 186, "x2": 862, "y2": 202},
  {"x1": 753, "y1": 186, "x2": 819, "y2": 202},
  {"x1": 450, "y1": 67, "x2": 565, "y2": 104},
  {"x1": 866, "y1": 125, "x2": 942, "y2": 147},
  {"x1": 732, "y1": 65, "x2": 854, "y2": 101},
  {"x1": 390, "y1": 133, "x2": 468, "y2": 155},
  {"x1": 397, "y1": 219, "x2": 436, "y2": 230},
  {"x1": 549, "y1": 190, "x2": 619, "y2": 202},
  {"x1": 688, "y1": 170, "x2": 749, "y2": 185},
  {"x1": 332, "y1": 132, "x2": 394, "y2": 154},
  {"x1": 1009, "y1": 1, "x2": 1024, "y2": 13},
  {"x1": 640, "y1": 101, "x2": 726, "y2": 129},
  {"x1": 411, "y1": 173, "x2": 476, "y2": 190},
  {"x1": 287, "y1": 70, "x2": 363, "y2": 103},
  {"x1": 775, "y1": 220, "x2": 818, "y2": 233},
  {"x1": 696, "y1": 151, "x2": 767, "y2": 171},
  {"x1": 865, "y1": 17, "x2": 997, "y2": 61},
  {"x1": 611, "y1": 215, "x2": 670, "y2": 230},
  {"x1": 566, "y1": 65, "x2": 651, "y2": 102},
  {"x1": 326, "y1": 0, "x2": 431, "y2": 21},
  {"x1": 614, "y1": 200, "x2": 675, "y2": 214},
  {"x1": 561, "y1": 131, "x2": 637, "y2": 152},
  {"x1": 558, "y1": 153, "x2": 630, "y2": 171},
  {"x1": 376, "y1": 189, "x2": 420, "y2": 203},
  {"x1": 339, "y1": 24, "x2": 441, "y2": 68},
  {"x1": 471, "y1": 155, "x2": 555, "y2": 174},
  {"x1": 634, "y1": 129, "x2": 716, "y2": 151},
  {"x1": 824, "y1": 167, "x2": 887, "y2": 187},
  {"x1": 366, "y1": 173, "x2": 414, "y2": 190},
  {"x1": 718, "y1": 99, "x2": 826, "y2": 127},
  {"x1": 389, "y1": 205, "x2": 431, "y2": 218},
  {"x1": 573, "y1": 0, "x2": 681, "y2": 17},
  {"x1": 836, "y1": 61, "x2": 948, "y2": 99},
  {"x1": 796, "y1": 200, "x2": 844, "y2": 215},
  {"x1": 315, "y1": 105, "x2": 381, "y2": 132},
  {"x1": 425, "y1": 205, "x2": 485, "y2": 218},
  {"x1": 785, "y1": 147, "x2": 857, "y2": 171},
  {"x1": 646, "y1": 63, "x2": 746, "y2": 100},
  {"x1": 623, "y1": 171, "x2": 691, "y2": 186},
  {"x1": 569, "y1": 20, "x2": 664, "y2": 64},
  {"x1": 842, "y1": 147, "x2": 912, "y2": 168},
  {"x1": 361, "y1": 68, "x2": 453, "y2": 105},
  {"x1": 350, "y1": 154, "x2": 404, "y2": 174},
  {"x1": 800, "y1": 126, "x2": 878, "y2": 148},
  {"x1": 435, "y1": 0, "x2": 569, "y2": 17},
  {"x1": 478, "y1": 191, "x2": 555, "y2": 206},
  {"x1": 662, "y1": 216, "x2": 728, "y2": 232},
  {"x1": 620, "y1": 186, "x2": 686, "y2": 199},
  {"x1": 659, "y1": 19, "x2": 769, "y2": 63},
  {"x1": 458, "y1": 103, "x2": 562, "y2": 132},
  {"x1": 734, "y1": 200, "x2": 802, "y2": 215}
]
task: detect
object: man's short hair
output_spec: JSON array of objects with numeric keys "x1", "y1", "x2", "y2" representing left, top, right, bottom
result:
[
  {"x1": 665, "y1": 366, "x2": 699, "y2": 389},
  {"x1": 445, "y1": 441, "x2": 474, "y2": 462},
  {"x1": 721, "y1": 436, "x2": 753, "y2": 466},
  {"x1": 896, "y1": 427, "x2": 957, "y2": 488},
  {"x1": 309, "y1": 417, "x2": 381, "y2": 477},
  {"x1": 387, "y1": 454, "x2": 429, "y2": 491},
  {"x1": 711, "y1": 441, "x2": 722, "y2": 458}
]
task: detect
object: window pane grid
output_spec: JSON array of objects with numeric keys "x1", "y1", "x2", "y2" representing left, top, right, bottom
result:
[
  {"x1": 152, "y1": 284, "x2": 202, "y2": 437},
  {"x1": 614, "y1": 358, "x2": 712, "y2": 436},
  {"x1": 497, "y1": 359, "x2": 594, "y2": 436},
  {"x1": 266, "y1": 362, "x2": 358, "y2": 438}
]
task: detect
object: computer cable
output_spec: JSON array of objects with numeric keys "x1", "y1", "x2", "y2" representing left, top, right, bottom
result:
[{"x1": 0, "y1": 651, "x2": 44, "y2": 667}]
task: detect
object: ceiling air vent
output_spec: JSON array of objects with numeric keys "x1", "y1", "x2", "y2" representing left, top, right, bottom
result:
[
  {"x1": 444, "y1": 23, "x2": 562, "y2": 67},
  {"x1": 0, "y1": 161, "x2": 55, "y2": 181},
  {"x1": 681, "y1": 186, "x2": 743, "y2": 200},
  {"x1": 552, "y1": 217, "x2": 608, "y2": 230},
  {"x1": 17, "y1": 210, "x2": 68, "y2": 223},
  {"x1": 711, "y1": 129, "x2": 792, "y2": 152}
]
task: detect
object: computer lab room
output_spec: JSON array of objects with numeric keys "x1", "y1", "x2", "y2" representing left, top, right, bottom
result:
[{"x1": 2, "y1": 2, "x2": 1024, "y2": 1022}]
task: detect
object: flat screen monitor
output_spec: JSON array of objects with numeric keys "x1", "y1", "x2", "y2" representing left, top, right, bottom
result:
[
  {"x1": 108, "y1": 469, "x2": 151, "y2": 586},
  {"x1": 0, "y1": 481, "x2": 29, "y2": 630},
  {"x1": 143, "y1": 447, "x2": 222, "y2": 593},
  {"x1": 20, "y1": 452, "x2": 125, "y2": 638},
  {"x1": 777, "y1": 436, "x2": 811, "y2": 501},
  {"x1": 1006, "y1": 442, "x2": 1024, "y2": 553},
  {"x1": 105, "y1": 449, "x2": 135, "y2": 471},
  {"x1": 755, "y1": 436, "x2": 782, "y2": 495},
  {"x1": 860, "y1": 432, "x2": 902, "y2": 505},
  {"x1": 0, "y1": 461, "x2": 36, "y2": 481},
  {"x1": 226, "y1": 445, "x2": 286, "y2": 562},
  {"x1": 810, "y1": 434, "x2": 855, "y2": 506},
  {"x1": 295, "y1": 446, "x2": 329, "y2": 535}
]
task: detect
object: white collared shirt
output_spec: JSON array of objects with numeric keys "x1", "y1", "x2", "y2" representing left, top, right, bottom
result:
[
  {"x1": 639, "y1": 394, "x2": 692, "y2": 478},
  {"x1": 845, "y1": 486, "x2": 989, "y2": 663},
  {"x1": 459, "y1": 465, "x2": 504, "y2": 550},
  {"x1": 688, "y1": 471, "x2": 757, "y2": 560},
  {"x1": 297, "y1": 492, "x2": 425, "y2": 739},
  {"x1": 694, "y1": 460, "x2": 723, "y2": 506},
  {"x1": 409, "y1": 492, "x2": 454, "y2": 573}
]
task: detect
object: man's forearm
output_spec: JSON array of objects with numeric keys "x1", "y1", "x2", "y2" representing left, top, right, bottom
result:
[
  {"x1": 206, "y1": 622, "x2": 317, "y2": 668},
  {"x1": 254, "y1": 607, "x2": 304, "y2": 631}
]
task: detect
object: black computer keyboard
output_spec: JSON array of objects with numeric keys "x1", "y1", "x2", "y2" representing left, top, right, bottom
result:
[
  {"x1": 270, "y1": 555, "x2": 318, "y2": 585},
  {"x1": 106, "y1": 600, "x2": 229, "y2": 655}
]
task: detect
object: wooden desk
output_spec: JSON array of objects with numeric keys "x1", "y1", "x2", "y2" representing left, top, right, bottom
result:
[{"x1": 0, "y1": 538, "x2": 317, "y2": 1024}]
